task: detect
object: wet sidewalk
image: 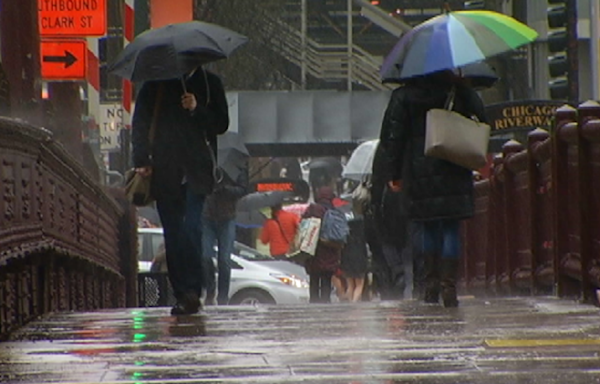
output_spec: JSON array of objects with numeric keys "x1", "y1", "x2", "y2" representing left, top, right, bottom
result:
[{"x1": 1, "y1": 296, "x2": 600, "y2": 383}]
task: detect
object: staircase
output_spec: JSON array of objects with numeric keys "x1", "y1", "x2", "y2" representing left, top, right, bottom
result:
[{"x1": 261, "y1": 14, "x2": 394, "y2": 91}]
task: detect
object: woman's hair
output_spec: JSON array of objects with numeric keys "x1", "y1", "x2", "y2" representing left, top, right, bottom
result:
[{"x1": 316, "y1": 186, "x2": 335, "y2": 202}]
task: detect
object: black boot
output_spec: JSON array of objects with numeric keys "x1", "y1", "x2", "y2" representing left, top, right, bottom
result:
[
  {"x1": 440, "y1": 259, "x2": 459, "y2": 308},
  {"x1": 423, "y1": 253, "x2": 440, "y2": 304}
]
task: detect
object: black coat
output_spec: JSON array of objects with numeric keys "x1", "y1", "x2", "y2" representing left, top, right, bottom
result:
[
  {"x1": 378, "y1": 81, "x2": 486, "y2": 221},
  {"x1": 203, "y1": 165, "x2": 248, "y2": 221},
  {"x1": 132, "y1": 69, "x2": 229, "y2": 199}
]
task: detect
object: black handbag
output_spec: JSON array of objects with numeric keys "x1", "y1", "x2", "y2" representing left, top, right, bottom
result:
[{"x1": 124, "y1": 85, "x2": 164, "y2": 206}]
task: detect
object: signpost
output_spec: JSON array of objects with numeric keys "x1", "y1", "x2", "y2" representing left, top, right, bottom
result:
[
  {"x1": 40, "y1": 40, "x2": 86, "y2": 80},
  {"x1": 38, "y1": 0, "x2": 107, "y2": 36},
  {"x1": 99, "y1": 104, "x2": 127, "y2": 151}
]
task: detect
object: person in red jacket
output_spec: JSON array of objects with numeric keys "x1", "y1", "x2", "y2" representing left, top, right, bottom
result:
[
  {"x1": 303, "y1": 186, "x2": 343, "y2": 303},
  {"x1": 260, "y1": 204, "x2": 300, "y2": 258}
]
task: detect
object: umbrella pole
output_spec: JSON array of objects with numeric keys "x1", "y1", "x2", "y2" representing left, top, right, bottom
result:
[{"x1": 181, "y1": 77, "x2": 187, "y2": 93}]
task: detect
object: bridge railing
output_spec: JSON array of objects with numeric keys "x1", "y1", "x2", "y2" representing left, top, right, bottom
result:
[
  {"x1": 0, "y1": 118, "x2": 137, "y2": 340},
  {"x1": 462, "y1": 101, "x2": 600, "y2": 304}
]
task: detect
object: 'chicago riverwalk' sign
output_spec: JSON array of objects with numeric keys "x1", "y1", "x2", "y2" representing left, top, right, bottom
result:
[
  {"x1": 485, "y1": 100, "x2": 565, "y2": 152},
  {"x1": 485, "y1": 100, "x2": 564, "y2": 132}
]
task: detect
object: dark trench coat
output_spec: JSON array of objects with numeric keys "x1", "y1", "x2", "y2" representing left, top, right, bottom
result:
[
  {"x1": 132, "y1": 69, "x2": 229, "y2": 199},
  {"x1": 378, "y1": 80, "x2": 487, "y2": 221}
]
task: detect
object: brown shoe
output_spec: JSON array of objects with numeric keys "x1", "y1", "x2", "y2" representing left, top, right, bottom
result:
[
  {"x1": 204, "y1": 291, "x2": 216, "y2": 306},
  {"x1": 170, "y1": 292, "x2": 201, "y2": 315}
]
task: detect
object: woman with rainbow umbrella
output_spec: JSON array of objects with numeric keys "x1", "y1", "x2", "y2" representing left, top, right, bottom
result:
[{"x1": 378, "y1": 10, "x2": 537, "y2": 307}]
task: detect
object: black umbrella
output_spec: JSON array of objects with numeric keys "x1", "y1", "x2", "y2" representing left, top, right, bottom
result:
[
  {"x1": 235, "y1": 210, "x2": 267, "y2": 228},
  {"x1": 456, "y1": 61, "x2": 499, "y2": 90},
  {"x1": 382, "y1": 61, "x2": 499, "y2": 90},
  {"x1": 237, "y1": 191, "x2": 293, "y2": 213},
  {"x1": 308, "y1": 157, "x2": 343, "y2": 175},
  {"x1": 109, "y1": 21, "x2": 248, "y2": 82},
  {"x1": 218, "y1": 132, "x2": 249, "y2": 182}
]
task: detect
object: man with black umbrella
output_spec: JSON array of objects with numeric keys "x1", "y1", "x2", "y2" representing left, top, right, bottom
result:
[{"x1": 132, "y1": 66, "x2": 229, "y2": 315}]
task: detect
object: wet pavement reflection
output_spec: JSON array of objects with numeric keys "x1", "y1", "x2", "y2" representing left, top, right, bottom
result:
[{"x1": 1, "y1": 297, "x2": 600, "y2": 383}]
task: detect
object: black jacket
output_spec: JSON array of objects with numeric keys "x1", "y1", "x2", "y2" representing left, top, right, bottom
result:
[
  {"x1": 132, "y1": 69, "x2": 229, "y2": 198},
  {"x1": 203, "y1": 166, "x2": 248, "y2": 221},
  {"x1": 379, "y1": 81, "x2": 486, "y2": 221},
  {"x1": 370, "y1": 144, "x2": 409, "y2": 246}
]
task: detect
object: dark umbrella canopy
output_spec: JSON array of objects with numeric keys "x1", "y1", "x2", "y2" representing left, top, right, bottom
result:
[
  {"x1": 109, "y1": 21, "x2": 248, "y2": 82},
  {"x1": 455, "y1": 61, "x2": 499, "y2": 89},
  {"x1": 308, "y1": 157, "x2": 343, "y2": 175},
  {"x1": 218, "y1": 132, "x2": 249, "y2": 181},
  {"x1": 237, "y1": 191, "x2": 293, "y2": 213},
  {"x1": 235, "y1": 210, "x2": 267, "y2": 228},
  {"x1": 382, "y1": 61, "x2": 499, "y2": 90}
]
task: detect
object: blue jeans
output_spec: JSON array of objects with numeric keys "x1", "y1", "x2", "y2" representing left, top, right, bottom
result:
[
  {"x1": 202, "y1": 218, "x2": 236, "y2": 304},
  {"x1": 156, "y1": 185, "x2": 206, "y2": 300},
  {"x1": 421, "y1": 220, "x2": 460, "y2": 260}
]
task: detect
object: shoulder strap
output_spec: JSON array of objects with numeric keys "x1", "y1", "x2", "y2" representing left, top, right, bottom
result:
[
  {"x1": 148, "y1": 84, "x2": 164, "y2": 146},
  {"x1": 444, "y1": 86, "x2": 456, "y2": 111},
  {"x1": 273, "y1": 215, "x2": 291, "y2": 245}
]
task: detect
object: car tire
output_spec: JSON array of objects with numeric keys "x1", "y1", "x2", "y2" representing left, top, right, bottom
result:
[{"x1": 229, "y1": 289, "x2": 276, "y2": 305}]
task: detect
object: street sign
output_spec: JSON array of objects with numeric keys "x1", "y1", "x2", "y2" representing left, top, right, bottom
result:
[
  {"x1": 38, "y1": 0, "x2": 107, "y2": 36},
  {"x1": 41, "y1": 40, "x2": 87, "y2": 80},
  {"x1": 99, "y1": 104, "x2": 127, "y2": 151}
]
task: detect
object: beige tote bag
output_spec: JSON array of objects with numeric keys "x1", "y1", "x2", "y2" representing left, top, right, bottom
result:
[{"x1": 425, "y1": 87, "x2": 490, "y2": 170}]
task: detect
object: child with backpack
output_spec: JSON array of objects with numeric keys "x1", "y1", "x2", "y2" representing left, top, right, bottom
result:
[{"x1": 302, "y1": 186, "x2": 350, "y2": 303}]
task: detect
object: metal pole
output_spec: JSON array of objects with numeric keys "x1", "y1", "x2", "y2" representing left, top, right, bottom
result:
[
  {"x1": 591, "y1": 0, "x2": 600, "y2": 100},
  {"x1": 301, "y1": 0, "x2": 307, "y2": 90},
  {"x1": 567, "y1": 0, "x2": 579, "y2": 104},
  {"x1": 347, "y1": 0, "x2": 353, "y2": 91}
]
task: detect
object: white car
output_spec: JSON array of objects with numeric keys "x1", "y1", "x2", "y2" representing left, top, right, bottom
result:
[{"x1": 137, "y1": 227, "x2": 309, "y2": 305}]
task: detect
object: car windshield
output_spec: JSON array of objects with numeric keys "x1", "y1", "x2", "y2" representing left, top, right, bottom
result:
[{"x1": 234, "y1": 242, "x2": 273, "y2": 261}]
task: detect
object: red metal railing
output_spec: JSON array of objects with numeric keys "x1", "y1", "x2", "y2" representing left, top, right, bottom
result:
[
  {"x1": 0, "y1": 117, "x2": 137, "y2": 339},
  {"x1": 462, "y1": 102, "x2": 600, "y2": 304}
]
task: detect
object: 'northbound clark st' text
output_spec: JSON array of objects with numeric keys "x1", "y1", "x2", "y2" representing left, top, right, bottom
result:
[
  {"x1": 38, "y1": 0, "x2": 105, "y2": 35},
  {"x1": 39, "y1": 0, "x2": 99, "y2": 12}
]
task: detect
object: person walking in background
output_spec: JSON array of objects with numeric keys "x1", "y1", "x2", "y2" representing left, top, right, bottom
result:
[
  {"x1": 379, "y1": 69, "x2": 486, "y2": 308},
  {"x1": 369, "y1": 143, "x2": 411, "y2": 301},
  {"x1": 303, "y1": 186, "x2": 344, "y2": 303},
  {"x1": 339, "y1": 215, "x2": 369, "y2": 302},
  {"x1": 202, "y1": 165, "x2": 248, "y2": 305},
  {"x1": 259, "y1": 204, "x2": 300, "y2": 258},
  {"x1": 132, "y1": 66, "x2": 229, "y2": 315}
]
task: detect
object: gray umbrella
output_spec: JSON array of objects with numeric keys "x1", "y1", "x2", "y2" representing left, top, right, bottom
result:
[
  {"x1": 237, "y1": 191, "x2": 293, "y2": 213},
  {"x1": 109, "y1": 21, "x2": 248, "y2": 82},
  {"x1": 235, "y1": 210, "x2": 267, "y2": 228},
  {"x1": 218, "y1": 132, "x2": 249, "y2": 182}
]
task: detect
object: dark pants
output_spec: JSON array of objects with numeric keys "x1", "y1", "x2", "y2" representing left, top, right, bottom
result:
[
  {"x1": 380, "y1": 243, "x2": 406, "y2": 300},
  {"x1": 202, "y1": 218, "x2": 236, "y2": 304},
  {"x1": 421, "y1": 220, "x2": 460, "y2": 259},
  {"x1": 156, "y1": 185, "x2": 206, "y2": 301},
  {"x1": 309, "y1": 272, "x2": 332, "y2": 303}
]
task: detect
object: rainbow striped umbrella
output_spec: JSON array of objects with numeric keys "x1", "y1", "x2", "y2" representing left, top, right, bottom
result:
[{"x1": 380, "y1": 11, "x2": 538, "y2": 82}]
